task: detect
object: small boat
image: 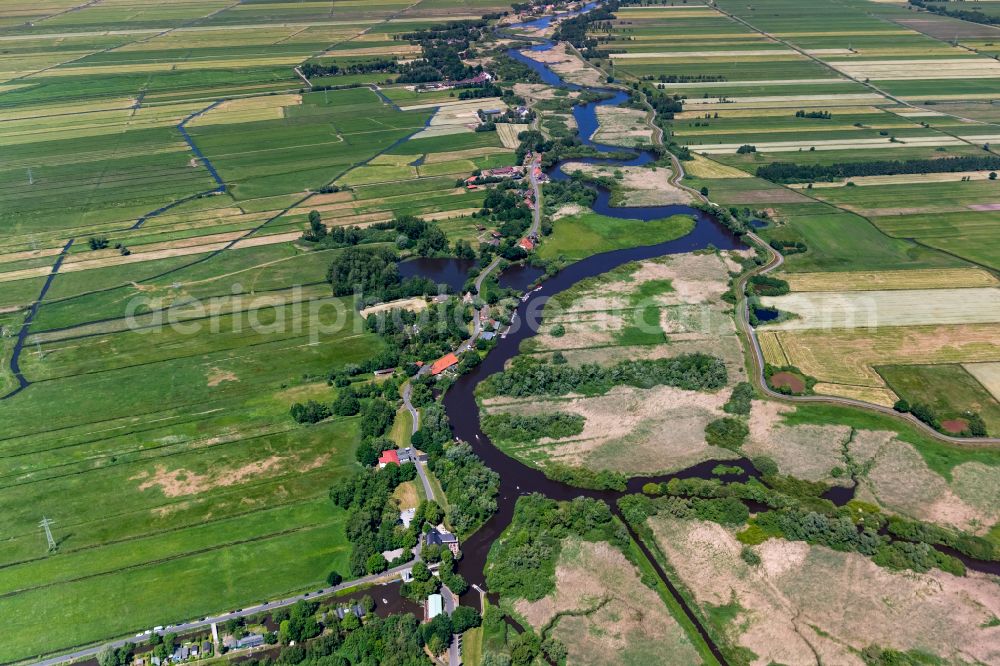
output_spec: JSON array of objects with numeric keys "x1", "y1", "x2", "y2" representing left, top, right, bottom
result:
[{"x1": 533, "y1": 285, "x2": 542, "y2": 292}]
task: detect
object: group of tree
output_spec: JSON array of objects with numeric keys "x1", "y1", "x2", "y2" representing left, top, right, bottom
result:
[
  {"x1": 627, "y1": 470, "x2": 984, "y2": 578},
  {"x1": 909, "y1": 0, "x2": 1000, "y2": 26},
  {"x1": 395, "y1": 20, "x2": 486, "y2": 83},
  {"x1": 304, "y1": 213, "x2": 450, "y2": 257},
  {"x1": 329, "y1": 462, "x2": 420, "y2": 576},
  {"x1": 794, "y1": 109, "x2": 831, "y2": 119},
  {"x1": 431, "y1": 440, "x2": 501, "y2": 535},
  {"x1": 326, "y1": 246, "x2": 436, "y2": 302},
  {"x1": 300, "y1": 59, "x2": 399, "y2": 80},
  {"x1": 481, "y1": 353, "x2": 728, "y2": 398},
  {"x1": 486, "y1": 494, "x2": 628, "y2": 601},
  {"x1": 893, "y1": 399, "x2": 988, "y2": 437},
  {"x1": 480, "y1": 412, "x2": 585, "y2": 443},
  {"x1": 757, "y1": 155, "x2": 1000, "y2": 183},
  {"x1": 553, "y1": 0, "x2": 621, "y2": 58},
  {"x1": 364, "y1": 296, "x2": 471, "y2": 364}
]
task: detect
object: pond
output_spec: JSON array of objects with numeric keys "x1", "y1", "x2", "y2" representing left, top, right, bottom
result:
[{"x1": 397, "y1": 257, "x2": 477, "y2": 292}]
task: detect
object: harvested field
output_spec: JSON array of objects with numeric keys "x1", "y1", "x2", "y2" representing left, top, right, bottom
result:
[
  {"x1": 770, "y1": 324, "x2": 1000, "y2": 389},
  {"x1": 514, "y1": 538, "x2": 702, "y2": 666},
  {"x1": 783, "y1": 268, "x2": 999, "y2": 292},
  {"x1": 761, "y1": 287, "x2": 1000, "y2": 330},
  {"x1": 830, "y1": 58, "x2": 1000, "y2": 80},
  {"x1": 496, "y1": 123, "x2": 531, "y2": 148},
  {"x1": 965, "y1": 362, "x2": 1000, "y2": 401},
  {"x1": 648, "y1": 515, "x2": 1000, "y2": 666},
  {"x1": 695, "y1": 135, "x2": 965, "y2": 154},
  {"x1": 683, "y1": 153, "x2": 752, "y2": 179},
  {"x1": 789, "y1": 170, "x2": 1000, "y2": 188},
  {"x1": 811, "y1": 382, "x2": 898, "y2": 407}
]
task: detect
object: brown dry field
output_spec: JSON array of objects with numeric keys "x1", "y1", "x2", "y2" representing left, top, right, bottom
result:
[
  {"x1": 485, "y1": 384, "x2": 739, "y2": 475},
  {"x1": 744, "y1": 401, "x2": 853, "y2": 485},
  {"x1": 514, "y1": 538, "x2": 701, "y2": 665},
  {"x1": 521, "y1": 42, "x2": 603, "y2": 87},
  {"x1": 852, "y1": 432, "x2": 1000, "y2": 534},
  {"x1": 683, "y1": 153, "x2": 752, "y2": 179},
  {"x1": 592, "y1": 106, "x2": 653, "y2": 147},
  {"x1": 783, "y1": 268, "x2": 999, "y2": 292},
  {"x1": 496, "y1": 123, "x2": 530, "y2": 148},
  {"x1": 481, "y1": 252, "x2": 749, "y2": 475},
  {"x1": 558, "y1": 161, "x2": 691, "y2": 206},
  {"x1": 649, "y1": 515, "x2": 1000, "y2": 665}
]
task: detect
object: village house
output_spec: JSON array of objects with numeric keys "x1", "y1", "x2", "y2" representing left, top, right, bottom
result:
[
  {"x1": 377, "y1": 449, "x2": 399, "y2": 468},
  {"x1": 425, "y1": 525, "x2": 460, "y2": 555},
  {"x1": 518, "y1": 237, "x2": 535, "y2": 252}
]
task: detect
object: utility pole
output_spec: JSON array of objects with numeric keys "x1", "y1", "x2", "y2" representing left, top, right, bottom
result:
[
  {"x1": 27, "y1": 167, "x2": 33, "y2": 185},
  {"x1": 39, "y1": 517, "x2": 57, "y2": 552}
]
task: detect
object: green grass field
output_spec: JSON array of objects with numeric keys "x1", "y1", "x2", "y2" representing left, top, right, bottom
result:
[
  {"x1": 878, "y1": 364, "x2": 1000, "y2": 435},
  {"x1": 539, "y1": 212, "x2": 694, "y2": 261}
]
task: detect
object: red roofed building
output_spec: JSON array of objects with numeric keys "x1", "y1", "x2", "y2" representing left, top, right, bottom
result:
[
  {"x1": 430, "y1": 352, "x2": 459, "y2": 375},
  {"x1": 518, "y1": 237, "x2": 535, "y2": 252},
  {"x1": 378, "y1": 449, "x2": 399, "y2": 468}
]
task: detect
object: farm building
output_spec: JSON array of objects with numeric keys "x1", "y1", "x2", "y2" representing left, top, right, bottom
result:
[
  {"x1": 430, "y1": 353, "x2": 460, "y2": 375},
  {"x1": 426, "y1": 594, "x2": 444, "y2": 620}
]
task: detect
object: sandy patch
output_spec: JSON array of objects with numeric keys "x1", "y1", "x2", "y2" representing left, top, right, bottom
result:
[
  {"x1": 133, "y1": 457, "x2": 286, "y2": 498},
  {"x1": 360, "y1": 297, "x2": 428, "y2": 319},
  {"x1": 515, "y1": 538, "x2": 701, "y2": 665},
  {"x1": 650, "y1": 515, "x2": 1000, "y2": 665},
  {"x1": 520, "y1": 42, "x2": 603, "y2": 87},
  {"x1": 207, "y1": 367, "x2": 238, "y2": 387}
]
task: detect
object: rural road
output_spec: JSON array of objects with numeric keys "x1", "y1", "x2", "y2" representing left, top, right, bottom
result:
[
  {"x1": 527, "y1": 155, "x2": 543, "y2": 237},
  {"x1": 28, "y1": 560, "x2": 419, "y2": 666},
  {"x1": 442, "y1": 585, "x2": 462, "y2": 666},
  {"x1": 401, "y1": 381, "x2": 437, "y2": 502},
  {"x1": 733, "y1": 231, "x2": 1000, "y2": 446}
]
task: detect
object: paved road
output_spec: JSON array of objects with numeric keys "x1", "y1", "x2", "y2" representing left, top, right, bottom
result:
[
  {"x1": 526, "y1": 156, "x2": 543, "y2": 237},
  {"x1": 400, "y1": 381, "x2": 437, "y2": 502},
  {"x1": 470, "y1": 257, "x2": 502, "y2": 339},
  {"x1": 442, "y1": 585, "x2": 462, "y2": 666},
  {"x1": 29, "y1": 562, "x2": 418, "y2": 666}
]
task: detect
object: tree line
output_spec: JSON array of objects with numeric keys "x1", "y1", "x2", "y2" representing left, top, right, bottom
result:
[
  {"x1": 480, "y1": 353, "x2": 728, "y2": 398},
  {"x1": 757, "y1": 155, "x2": 1000, "y2": 183}
]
